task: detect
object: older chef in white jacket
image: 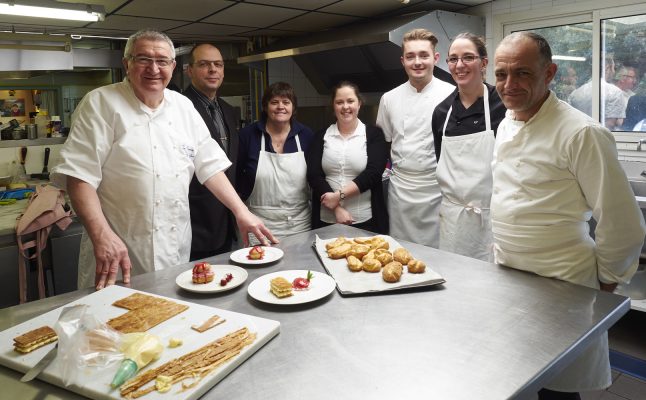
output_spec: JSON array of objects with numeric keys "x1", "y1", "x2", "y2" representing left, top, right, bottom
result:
[
  {"x1": 492, "y1": 32, "x2": 646, "y2": 399},
  {"x1": 376, "y1": 28, "x2": 454, "y2": 247},
  {"x1": 52, "y1": 30, "x2": 275, "y2": 290}
]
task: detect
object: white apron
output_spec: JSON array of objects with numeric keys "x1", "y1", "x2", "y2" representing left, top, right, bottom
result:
[
  {"x1": 437, "y1": 85, "x2": 495, "y2": 262},
  {"x1": 246, "y1": 132, "x2": 311, "y2": 240},
  {"x1": 492, "y1": 120, "x2": 611, "y2": 392},
  {"x1": 388, "y1": 170, "x2": 441, "y2": 247}
]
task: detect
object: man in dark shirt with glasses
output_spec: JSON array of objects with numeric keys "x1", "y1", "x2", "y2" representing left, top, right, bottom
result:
[{"x1": 184, "y1": 43, "x2": 240, "y2": 260}]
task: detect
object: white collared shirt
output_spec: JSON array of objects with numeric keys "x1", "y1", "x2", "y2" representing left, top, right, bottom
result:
[{"x1": 320, "y1": 121, "x2": 372, "y2": 224}]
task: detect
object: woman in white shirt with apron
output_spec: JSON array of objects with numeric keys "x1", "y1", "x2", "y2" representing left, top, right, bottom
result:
[
  {"x1": 236, "y1": 82, "x2": 315, "y2": 242},
  {"x1": 430, "y1": 33, "x2": 506, "y2": 262}
]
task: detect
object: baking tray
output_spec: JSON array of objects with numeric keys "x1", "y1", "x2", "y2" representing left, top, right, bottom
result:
[
  {"x1": 0, "y1": 285, "x2": 280, "y2": 400},
  {"x1": 313, "y1": 234, "x2": 445, "y2": 296}
]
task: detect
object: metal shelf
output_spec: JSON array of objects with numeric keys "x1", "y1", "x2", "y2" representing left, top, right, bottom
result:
[{"x1": 0, "y1": 137, "x2": 66, "y2": 148}]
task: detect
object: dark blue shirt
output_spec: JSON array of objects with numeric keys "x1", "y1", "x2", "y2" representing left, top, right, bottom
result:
[{"x1": 236, "y1": 118, "x2": 314, "y2": 200}]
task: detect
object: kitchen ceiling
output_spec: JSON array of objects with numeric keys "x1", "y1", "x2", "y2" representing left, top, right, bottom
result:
[{"x1": 0, "y1": 0, "x2": 488, "y2": 45}]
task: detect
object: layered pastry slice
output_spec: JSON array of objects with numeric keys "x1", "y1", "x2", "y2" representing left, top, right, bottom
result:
[
  {"x1": 270, "y1": 277, "x2": 293, "y2": 298},
  {"x1": 14, "y1": 326, "x2": 58, "y2": 353}
]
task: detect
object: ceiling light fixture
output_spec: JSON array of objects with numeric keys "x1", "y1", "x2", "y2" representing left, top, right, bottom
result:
[
  {"x1": 552, "y1": 55, "x2": 586, "y2": 62},
  {"x1": 0, "y1": 0, "x2": 105, "y2": 22}
]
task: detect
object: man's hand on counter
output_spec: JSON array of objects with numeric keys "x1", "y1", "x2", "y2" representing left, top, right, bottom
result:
[
  {"x1": 203, "y1": 171, "x2": 279, "y2": 247},
  {"x1": 236, "y1": 209, "x2": 278, "y2": 247},
  {"x1": 94, "y1": 230, "x2": 131, "y2": 290}
]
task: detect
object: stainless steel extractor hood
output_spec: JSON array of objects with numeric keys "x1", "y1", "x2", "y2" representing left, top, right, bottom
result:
[{"x1": 238, "y1": 10, "x2": 484, "y2": 94}]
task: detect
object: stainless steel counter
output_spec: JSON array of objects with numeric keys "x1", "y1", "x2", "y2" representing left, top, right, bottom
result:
[{"x1": 0, "y1": 225, "x2": 631, "y2": 400}]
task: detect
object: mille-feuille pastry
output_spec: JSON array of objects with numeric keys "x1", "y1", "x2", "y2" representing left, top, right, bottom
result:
[
  {"x1": 328, "y1": 243, "x2": 353, "y2": 259},
  {"x1": 393, "y1": 248, "x2": 412, "y2": 264},
  {"x1": 13, "y1": 326, "x2": 58, "y2": 353},
  {"x1": 382, "y1": 261, "x2": 403, "y2": 283},
  {"x1": 348, "y1": 244, "x2": 370, "y2": 259},
  {"x1": 407, "y1": 259, "x2": 426, "y2": 274},
  {"x1": 362, "y1": 258, "x2": 382, "y2": 273},
  {"x1": 270, "y1": 277, "x2": 293, "y2": 298},
  {"x1": 346, "y1": 255, "x2": 363, "y2": 272},
  {"x1": 326, "y1": 236, "x2": 347, "y2": 250}
]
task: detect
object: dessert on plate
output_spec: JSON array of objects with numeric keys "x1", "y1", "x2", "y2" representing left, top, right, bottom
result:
[
  {"x1": 192, "y1": 262, "x2": 214, "y2": 284},
  {"x1": 270, "y1": 277, "x2": 293, "y2": 298},
  {"x1": 247, "y1": 245, "x2": 265, "y2": 260}
]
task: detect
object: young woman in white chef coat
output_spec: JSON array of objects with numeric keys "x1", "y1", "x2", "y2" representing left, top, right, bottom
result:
[
  {"x1": 430, "y1": 33, "x2": 506, "y2": 262},
  {"x1": 236, "y1": 82, "x2": 314, "y2": 241}
]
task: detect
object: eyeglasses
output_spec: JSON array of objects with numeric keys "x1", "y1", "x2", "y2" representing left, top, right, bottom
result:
[
  {"x1": 129, "y1": 56, "x2": 174, "y2": 68},
  {"x1": 192, "y1": 60, "x2": 225, "y2": 69},
  {"x1": 446, "y1": 55, "x2": 481, "y2": 64}
]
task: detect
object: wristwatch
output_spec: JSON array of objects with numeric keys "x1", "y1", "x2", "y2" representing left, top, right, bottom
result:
[{"x1": 339, "y1": 190, "x2": 346, "y2": 205}]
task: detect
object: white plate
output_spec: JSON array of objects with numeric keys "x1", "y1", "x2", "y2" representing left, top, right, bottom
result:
[
  {"x1": 247, "y1": 270, "x2": 336, "y2": 305},
  {"x1": 176, "y1": 264, "x2": 248, "y2": 293},
  {"x1": 229, "y1": 246, "x2": 284, "y2": 265}
]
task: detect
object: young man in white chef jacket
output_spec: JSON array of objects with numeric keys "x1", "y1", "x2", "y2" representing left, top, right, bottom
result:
[
  {"x1": 492, "y1": 31, "x2": 646, "y2": 399},
  {"x1": 52, "y1": 30, "x2": 276, "y2": 290},
  {"x1": 376, "y1": 28, "x2": 454, "y2": 247}
]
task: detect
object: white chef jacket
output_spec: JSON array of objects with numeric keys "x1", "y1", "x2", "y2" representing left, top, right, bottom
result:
[
  {"x1": 320, "y1": 121, "x2": 371, "y2": 224},
  {"x1": 492, "y1": 91, "x2": 646, "y2": 391},
  {"x1": 377, "y1": 79, "x2": 455, "y2": 173},
  {"x1": 51, "y1": 80, "x2": 231, "y2": 288}
]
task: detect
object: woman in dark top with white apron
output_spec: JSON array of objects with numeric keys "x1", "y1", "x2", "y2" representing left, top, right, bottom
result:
[
  {"x1": 430, "y1": 33, "x2": 506, "y2": 262},
  {"x1": 236, "y1": 82, "x2": 314, "y2": 242}
]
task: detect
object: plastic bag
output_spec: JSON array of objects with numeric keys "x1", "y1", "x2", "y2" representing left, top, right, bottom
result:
[{"x1": 53, "y1": 304, "x2": 123, "y2": 386}]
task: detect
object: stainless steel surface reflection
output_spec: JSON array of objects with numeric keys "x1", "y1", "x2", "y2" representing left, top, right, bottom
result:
[
  {"x1": 629, "y1": 180, "x2": 646, "y2": 197},
  {"x1": 0, "y1": 225, "x2": 630, "y2": 400}
]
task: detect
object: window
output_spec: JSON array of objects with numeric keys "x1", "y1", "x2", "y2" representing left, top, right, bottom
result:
[
  {"x1": 497, "y1": 2, "x2": 646, "y2": 137},
  {"x1": 603, "y1": 14, "x2": 646, "y2": 131}
]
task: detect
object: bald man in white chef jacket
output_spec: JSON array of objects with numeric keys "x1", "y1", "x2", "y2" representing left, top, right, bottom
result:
[
  {"x1": 492, "y1": 31, "x2": 646, "y2": 399},
  {"x1": 376, "y1": 28, "x2": 454, "y2": 246}
]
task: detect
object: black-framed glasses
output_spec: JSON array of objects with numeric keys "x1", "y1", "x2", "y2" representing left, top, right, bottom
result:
[
  {"x1": 129, "y1": 56, "x2": 174, "y2": 68},
  {"x1": 446, "y1": 55, "x2": 481, "y2": 64},
  {"x1": 192, "y1": 60, "x2": 225, "y2": 69}
]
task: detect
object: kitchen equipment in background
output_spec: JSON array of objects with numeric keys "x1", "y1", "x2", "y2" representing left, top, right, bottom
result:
[
  {"x1": 51, "y1": 116, "x2": 62, "y2": 137},
  {"x1": 11, "y1": 128, "x2": 24, "y2": 140},
  {"x1": 34, "y1": 115, "x2": 50, "y2": 138},
  {"x1": 0, "y1": 161, "x2": 11, "y2": 188},
  {"x1": 31, "y1": 148, "x2": 50, "y2": 180},
  {"x1": 26, "y1": 124, "x2": 37, "y2": 140},
  {"x1": 239, "y1": 11, "x2": 483, "y2": 93},
  {"x1": 17, "y1": 147, "x2": 28, "y2": 182}
]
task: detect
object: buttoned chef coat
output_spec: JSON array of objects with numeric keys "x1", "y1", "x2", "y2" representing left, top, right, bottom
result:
[
  {"x1": 492, "y1": 91, "x2": 646, "y2": 391},
  {"x1": 377, "y1": 79, "x2": 455, "y2": 173},
  {"x1": 377, "y1": 78, "x2": 454, "y2": 245},
  {"x1": 51, "y1": 81, "x2": 231, "y2": 289}
]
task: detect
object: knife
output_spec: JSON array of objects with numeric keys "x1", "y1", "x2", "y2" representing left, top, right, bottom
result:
[
  {"x1": 42, "y1": 147, "x2": 50, "y2": 173},
  {"x1": 20, "y1": 343, "x2": 58, "y2": 383},
  {"x1": 19, "y1": 305, "x2": 81, "y2": 383}
]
